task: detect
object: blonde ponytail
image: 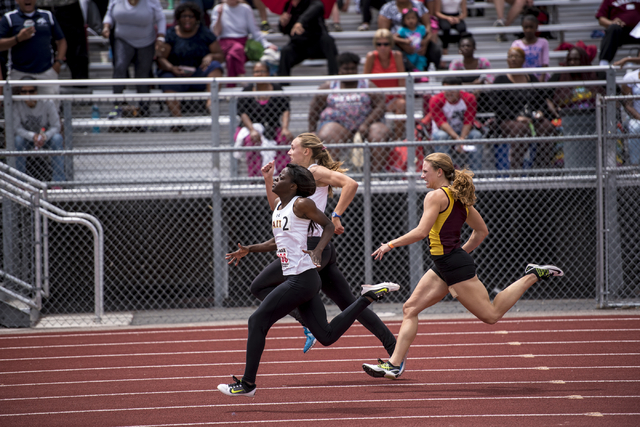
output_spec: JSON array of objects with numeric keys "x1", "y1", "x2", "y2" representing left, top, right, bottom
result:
[{"x1": 296, "y1": 133, "x2": 347, "y2": 197}]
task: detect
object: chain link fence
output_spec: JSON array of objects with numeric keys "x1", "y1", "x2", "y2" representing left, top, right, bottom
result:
[{"x1": 1, "y1": 67, "x2": 638, "y2": 329}]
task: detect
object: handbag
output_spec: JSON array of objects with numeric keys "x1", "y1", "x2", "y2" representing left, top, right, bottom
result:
[{"x1": 245, "y1": 39, "x2": 264, "y2": 62}]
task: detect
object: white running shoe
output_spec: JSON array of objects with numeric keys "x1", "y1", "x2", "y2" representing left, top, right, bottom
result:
[{"x1": 361, "y1": 282, "x2": 400, "y2": 300}]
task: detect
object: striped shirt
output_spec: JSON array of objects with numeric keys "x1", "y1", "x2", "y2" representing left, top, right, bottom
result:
[{"x1": 428, "y1": 187, "x2": 468, "y2": 256}]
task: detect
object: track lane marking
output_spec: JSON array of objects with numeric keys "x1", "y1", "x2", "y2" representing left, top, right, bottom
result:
[{"x1": 3, "y1": 329, "x2": 639, "y2": 351}]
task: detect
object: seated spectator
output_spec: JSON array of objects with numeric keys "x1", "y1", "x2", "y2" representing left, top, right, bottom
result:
[
  {"x1": 277, "y1": 0, "x2": 338, "y2": 77},
  {"x1": 546, "y1": 47, "x2": 605, "y2": 169},
  {"x1": 0, "y1": 0, "x2": 66, "y2": 97},
  {"x1": 244, "y1": 0, "x2": 273, "y2": 33},
  {"x1": 210, "y1": 0, "x2": 276, "y2": 83},
  {"x1": 102, "y1": 0, "x2": 166, "y2": 118},
  {"x1": 328, "y1": 0, "x2": 349, "y2": 32},
  {"x1": 489, "y1": 0, "x2": 532, "y2": 42},
  {"x1": 13, "y1": 78, "x2": 65, "y2": 183},
  {"x1": 596, "y1": 0, "x2": 640, "y2": 66},
  {"x1": 358, "y1": 0, "x2": 385, "y2": 31},
  {"x1": 620, "y1": 67, "x2": 640, "y2": 166},
  {"x1": 490, "y1": 47, "x2": 555, "y2": 171},
  {"x1": 378, "y1": 0, "x2": 442, "y2": 69},
  {"x1": 511, "y1": 14, "x2": 549, "y2": 82},
  {"x1": 235, "y1": 61, "x2": 293, "y2": 177},
  {"x1": 448, "y1": 34, "x2": 494, "y2": 84},
  {"x1": 308, "y1": 52, "x2": 391, "y2": 171},
  {"x1": 430, "y1": 76, "x2": 483, "y2": 170},
  {"x1": 395, "y1": 8, "x2": 428, "y2": 71},
  {"x1": 363, "y1": 29, "x2": 407, "y2": 141},
  {"x1": 156, "y1": 2, "x2": 224, "y2": 119},
  {"x1": 433, "y1": 0, "x2": 468, "y2": 56}
]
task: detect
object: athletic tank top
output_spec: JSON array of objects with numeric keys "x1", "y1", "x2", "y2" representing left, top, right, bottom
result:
[
  {"x1": 307, "y1": 163, "x2": 329, "y2": 237},
  {"x1": 370, "y1": 50, "x2": 400, "y2": 89},
  {"x1": 428, "y1": 187, "x2": 469, "y2": 256},
  {"x1": 272, "y1": 196, "x2": 317, "y2": 275}
]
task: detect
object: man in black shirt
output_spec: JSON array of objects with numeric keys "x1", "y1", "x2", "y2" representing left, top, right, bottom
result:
[{"x1": 277, "y1": 0, "x2": 338, "y2": 76}]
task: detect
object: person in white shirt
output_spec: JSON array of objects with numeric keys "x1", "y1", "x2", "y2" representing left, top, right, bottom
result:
[{"x1": 622, "y1": 68, "x2": 640, "y2": 165}]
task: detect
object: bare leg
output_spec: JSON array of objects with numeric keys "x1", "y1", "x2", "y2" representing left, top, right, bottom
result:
[
  {"x1": 254, "y1": 0, "x2": 268, "y2": 22},
  {"x1": 452, "y1": 273, "x2": 538, "y2": 325},
  {"x1": 165, "y1": 90, "x2": 181, "y2": 117},
  {"x1": 489, "y1": 0, "x2": 505, "y2": 21},
  {"x1": 388, "y1": 270, "x2": 449, "y2": 366},
  {"x1": 504, "y1": 0, "x2": 527, "y2": 26}
]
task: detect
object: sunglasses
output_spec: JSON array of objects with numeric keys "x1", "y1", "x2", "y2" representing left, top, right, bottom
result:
[
  {"x1": 21, "y1": 89, "x2": 37, "y2": 94},
  {"x1": 376, "y1": 42, "x2": 390, "y2": 47}
]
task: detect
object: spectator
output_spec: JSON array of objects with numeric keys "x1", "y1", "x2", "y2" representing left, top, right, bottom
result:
[
  {"x1": 620, "y1": 67, "x2": 640, "y2": 166},
  {"x1": 308, "y1": 52, "x2": 391, "y2": 171},
  {"x1": 448, "y1": 33, "x2": 494, "y2": 84},
  {"x1": 244, "y1": 0, "x2": 272, "y2": 33},
  {"x1": 511, "y1": 14, "x2": 548, "y2": 81},
  {"x1": 378, "y1": 0, "x2": 442, "y2": 69},
  {"x1": 490, "y1": 46, "x2": 555, "y2": 171},
  {"x1": 210, "y1": 0, "x2": 276, "y2": 82},
  {"x1": 433, "y1": 0, "x2": 467, "y2": 56},
  {"x1": 102, "y1": 0, "x2": 166, "y2": 118},
  {"x1": 363, "y1": 28, "x2": 407, "y2": 141},
  {"x1": 277, "y1": 0, "x2": 338, "y2": 77},
  {"x1": 489, "y1": 0, "x2": 532, "y2": 42},
  {"x1": 156, "y1": 2, "x2": 224, "y2": 119},
  {"x1": 235, "y1": 61, "x2": 293, "y2": 176},
  {"x1": 596, "y1": 0, "x2": 640, "y2": 66},
  {"x1": 357, "y1": 0, "x2": 385, "y2": 31},
  {"x1": 0, "y1": 0, "x2": 67, "y2": 97},
  {"x1": 546, "y1": 47, "x2": 605, "y2": 169},
  {"x1": 430, "y1": 76, "x2": 483, "y2": 170},
  {"x1": 13, "y1": 77, "x2": 66, "y2": 183},
  {"x1": 328, "y1": 0, "x2": 349, "y2": 32},
  {"x1": 394, "y1": 8, "x2": 427, "y2": 71},
  {"x1": 0, "y1": 0, "x2": 16, "y2": 83},
  {"x1": 38, "y1": 0, "x2": 89, "y2": 81}
]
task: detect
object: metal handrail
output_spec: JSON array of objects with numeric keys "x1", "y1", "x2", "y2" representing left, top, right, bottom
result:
[{"x1": 0, "y1": 166, "x2": 105, "y2": 323}]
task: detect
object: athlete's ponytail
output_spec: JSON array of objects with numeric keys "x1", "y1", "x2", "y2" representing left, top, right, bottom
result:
[
  {"x1": 296, "y1": 133, "x2": 347, "y2": 197},
  {"x1": 425, "y1": 152, "x2": 477, "y2": 207}
]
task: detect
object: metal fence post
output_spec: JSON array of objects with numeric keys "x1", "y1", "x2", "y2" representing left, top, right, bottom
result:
[
  {"x1": 404, "y1": 75, "x2": 423, "y2": 290},
  {"x1": 363, "y1": 140, "x2": 372, "y2": 285},
  {"x1": 229, "y1": 97, "x2": 238, "y2": 178},
  {"x1": 2, "y1": 82, "x2": 14, "y2": 279},
  {"x1": 63, "y1": 100, "x2": 74, "y2": 181},
  {"x1": 211, "y1": 80, "x2": 227, "y2": 307},
  {"x1": 604, "y1": 69, "x2": 623, "y2": 302},
  {"x1": 595, "y1": 95, "x2": 605, "y2": 308}
]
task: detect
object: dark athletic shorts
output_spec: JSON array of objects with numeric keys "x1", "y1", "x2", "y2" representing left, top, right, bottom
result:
[{"x1": 431, "y1": 247, "x2": 477, "y2": 287}]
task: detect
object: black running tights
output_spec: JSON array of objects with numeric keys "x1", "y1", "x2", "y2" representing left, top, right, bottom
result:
[
  {"x1": 243, "y1": 268, "x2": 371, "y2": 384},
  {"x1": 249, "y1": 237, "x2": 396, "y2": 356}
]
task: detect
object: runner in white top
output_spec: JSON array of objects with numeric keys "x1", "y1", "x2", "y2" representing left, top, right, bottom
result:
[
  {"x1": 218, "y1": 163, "x2": 399, "y2": 397},
  {"x1": 253, "y1": 133, "x2": 397, "y2": 356}
]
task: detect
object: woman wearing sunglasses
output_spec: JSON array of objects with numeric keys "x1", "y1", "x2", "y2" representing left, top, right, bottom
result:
[{"x1": 363, "y1": 29, "x2": 407, "y2": 141}]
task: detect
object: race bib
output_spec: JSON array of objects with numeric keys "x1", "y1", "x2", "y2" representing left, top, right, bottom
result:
[{"x1": 277, "y1": 247, "x2": 290, "y2": 269}]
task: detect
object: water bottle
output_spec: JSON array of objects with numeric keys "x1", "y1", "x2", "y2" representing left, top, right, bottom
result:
[
  {"x1": 428, "y1": 62, "x2": 437, "y2": 84},
  {"x1": 91, "y1": 105, "x2": 101, "y2": 133}
]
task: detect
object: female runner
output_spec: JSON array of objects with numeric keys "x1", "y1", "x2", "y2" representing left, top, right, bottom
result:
[
  {"x1": 252, "y1": 133, "x2": 397, "y2": 356},
  {"x1": 218, "y1": 163, "x2": 399, "y2": 396},
  {"x1": 362, "y1": 153, "x2": 563, "y2": 379}
]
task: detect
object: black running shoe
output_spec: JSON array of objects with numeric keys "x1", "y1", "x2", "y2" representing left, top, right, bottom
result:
[
  {"x1": 525, "y1": 264, "x2": 564, "y2": 280},
  {"x1": 217, "y1": 376, "x2": 256, "y2": 397}
]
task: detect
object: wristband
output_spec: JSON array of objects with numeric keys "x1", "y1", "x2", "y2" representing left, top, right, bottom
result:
[
  {"x1": 331, "y1": 212, "x2": 341, "y2": 219},
  {"x1": 157, "y1": 36, "x2": 165, "y2": 42},
  {"x1": 387, "y1": 242, "x2": 395, "y2": 249}
]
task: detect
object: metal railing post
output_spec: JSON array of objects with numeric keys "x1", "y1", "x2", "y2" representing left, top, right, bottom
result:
[
  {"x1": 3, "y1": 82, "x2": 15, "y2": 280},
  {"x1": 595, "y1": 96, "x2": 605, "y2": 308},
  {"x1": 63, "y1": 100, "x2": 74, "y2": 181},
  {"x1": 363, "y1": 140, "x2": 372, "y2": 285},
  {"x1": 211, "y1": 80, "x2": 227, "y2": 307},
  {"x1": 405, "y1": 75, "x2": 423, "y2": 290}
]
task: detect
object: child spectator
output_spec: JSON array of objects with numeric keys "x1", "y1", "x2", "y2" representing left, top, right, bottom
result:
[
  {"x1": 448, "y1": 34, "x2": 494, "y2": 85},
  {"x1": 395, "y1": 8, "x2": 427, "y2": 71},
  {"x1": 433, "y1": 0, "x2": 468, "y2": 56},
  {"x1": 511, "y1": 14, "x2": 549, "y2": 81}
]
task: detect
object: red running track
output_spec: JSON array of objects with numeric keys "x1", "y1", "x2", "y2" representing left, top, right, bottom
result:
[{"x1": 1, "y1": 315, "x2": 640, "y2": 426}]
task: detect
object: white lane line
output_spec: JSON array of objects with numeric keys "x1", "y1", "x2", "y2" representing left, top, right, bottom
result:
[
  {"x1": 2, "y1": 372, "x2": 640, "y2": 402},
  {"x1": 2, "y1": 372, "x2": 640, "y2": 390},
  {"x1": 1, "y1": 317, "x2": 638, "y2": 341},
  {"x1": 2, "y1": 329, "x2": 639, "y2": 351},
  {"x1": 118, "y1": 413, "x2": 640, "y2": 427},
  {"x1": 3, "y1": 353, "x2": 640, "y2": 378},
  {"x1": 2, "y1": 340, "x2": 639, "y2": 362},
  {"x1": 2, "y1": 393, "x2": 640, "y2": 418}
]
